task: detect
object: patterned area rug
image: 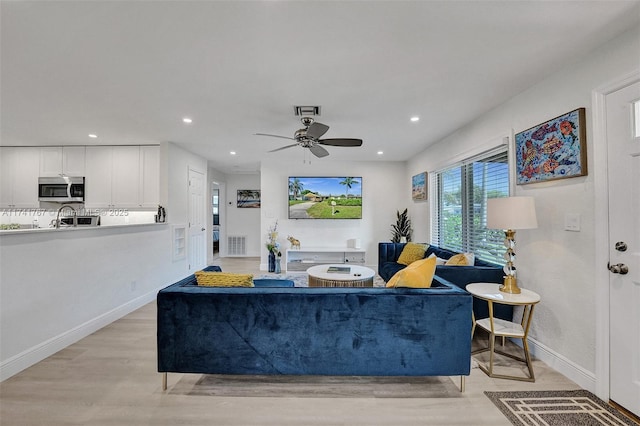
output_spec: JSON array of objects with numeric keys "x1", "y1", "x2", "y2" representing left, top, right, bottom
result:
[
  {"x1": 169, "y1": 374, "x2": 462, "y2": 398},
  {"x1": 485, "y1": 390, "x2": 638, "y2": 426}
]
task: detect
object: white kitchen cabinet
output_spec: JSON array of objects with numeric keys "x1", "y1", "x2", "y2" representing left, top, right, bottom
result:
[
  {"x1": 139, "y1": 145, "x2": 160, "y2": 208},
  {"x1": 85, "y1": 146, "x2": 115, "y2": 208},
  {"x1": 0, "y1": 147, "x2": 40, "y2": 208},
  {"x1": 112, "y1": 146, "x2": 140, "y2": 207},
  {"x1": 85, "y1": 145, "x2": 159, "y2": 209},
  {"x1": 62, "y1": 146, "x2": 86, "y2": 176},
  {"x1": 39, "y1": 146, "x2": 86, "y2": 177},
  {"x1": 39, "y1": 147, "x2": 63, "y2": 177}
]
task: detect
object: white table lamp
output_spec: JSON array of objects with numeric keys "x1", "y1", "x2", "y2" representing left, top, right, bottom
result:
[{"x1": 486, "y1": 196, "x2": 538, "y2": 294}]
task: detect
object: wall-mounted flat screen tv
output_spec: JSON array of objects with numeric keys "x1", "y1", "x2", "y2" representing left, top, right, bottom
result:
[{"x1": 288, "y1": 177, "x2": 362, "y2": 219}]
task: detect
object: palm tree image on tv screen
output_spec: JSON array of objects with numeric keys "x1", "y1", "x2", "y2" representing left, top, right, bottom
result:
[{"x1": 288, "y1": 177, "x2": 362, "y2": 219}]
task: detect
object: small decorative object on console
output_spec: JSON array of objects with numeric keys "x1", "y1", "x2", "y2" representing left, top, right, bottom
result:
[
  {"x1": 275, "y1": 252, "x2": 282, "y2": 274},
  {"x1": 287, "y1": 235, "x2": 301, "y2": 249}
]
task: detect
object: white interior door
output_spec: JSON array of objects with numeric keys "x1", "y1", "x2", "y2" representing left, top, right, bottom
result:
[
  {"x1": 188, "y1": 168, "x2": 206, "y2": 272},
  {"x1": 607, "y1": 81, "x2": 640, "y2": 417}
]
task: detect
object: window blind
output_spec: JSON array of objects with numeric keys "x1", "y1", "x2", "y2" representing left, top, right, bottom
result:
[{"x1": 431, "y1": 147, "x2": 509, "y2": 265}]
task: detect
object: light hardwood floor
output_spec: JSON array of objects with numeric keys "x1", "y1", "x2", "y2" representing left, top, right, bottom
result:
[{"x1": 0, "y1": 257, "x2": 582, "y2": 426}]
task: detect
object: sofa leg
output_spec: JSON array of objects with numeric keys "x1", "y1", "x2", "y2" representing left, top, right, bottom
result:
[
  {"x1": 460, "y1": 376, "x2": 465, "y2": 392},
  {"x1": 162, "y1": 372, "x2": 167, "y2": 391}
]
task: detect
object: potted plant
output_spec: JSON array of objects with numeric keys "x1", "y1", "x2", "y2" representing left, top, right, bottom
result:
[{"x1": 391, "y1": 208, "x2": 412, "y2": 243}]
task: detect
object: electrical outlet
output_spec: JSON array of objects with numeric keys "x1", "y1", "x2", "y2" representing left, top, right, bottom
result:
[
  {"x1": 564, "y1": 213, "x2": 581, "y2": 232},
  {"x1": 130, "y1": 280, "x2": 137, "y2": 292}
]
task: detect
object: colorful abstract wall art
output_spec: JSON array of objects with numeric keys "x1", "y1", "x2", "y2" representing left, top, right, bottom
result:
[{"x1": 515, "y1": 108, "x2": 587, "y2": 184}]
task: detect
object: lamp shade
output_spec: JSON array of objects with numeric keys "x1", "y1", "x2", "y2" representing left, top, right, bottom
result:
[{"x1": 487, "y1": 196, "x2": 538, "y2": 230}]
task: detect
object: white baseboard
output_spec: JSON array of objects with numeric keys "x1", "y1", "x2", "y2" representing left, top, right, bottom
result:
[
  {"x1": 0, "y1": 285, "x2": 165, "y2": 382},
  {"x1": 526, "y1": 337, "x2": 596, "y2": 392},
  {"x1": 3, "y1": 287, "x2": 598, "y2": 391}
]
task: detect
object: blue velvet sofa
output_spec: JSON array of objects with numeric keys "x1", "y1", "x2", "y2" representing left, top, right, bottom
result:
[
  {"x1": 157, "y1": 270, "x2": 473, "y2": 392},
  {"x1": 378, "y1": 242, "x2": 512, "y2": 321}
]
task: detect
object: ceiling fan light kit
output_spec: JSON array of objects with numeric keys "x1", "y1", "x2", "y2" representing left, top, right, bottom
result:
[{"x1": 256, "y1": 115, "x2": 363, "y2": 158}]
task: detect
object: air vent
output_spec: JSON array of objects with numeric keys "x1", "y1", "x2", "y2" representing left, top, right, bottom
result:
[
  {"x1": 227, "y1": 236, "x2": 247, "y2": 256},
  {"x1": 294, "y1": 105, "x2": 321, "y2": 116}
]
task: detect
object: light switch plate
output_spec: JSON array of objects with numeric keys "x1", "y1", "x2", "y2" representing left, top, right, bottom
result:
[{"x1": 564, "y1": 213, "x2": 581, "y2": 232}]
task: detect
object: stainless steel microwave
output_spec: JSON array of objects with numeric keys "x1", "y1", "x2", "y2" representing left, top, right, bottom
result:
[{"x1": 38, "y1": 176, "x2": 85, "y2": 202}]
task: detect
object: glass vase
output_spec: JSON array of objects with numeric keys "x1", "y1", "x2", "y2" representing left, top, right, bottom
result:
[{"x1": 268, "y1": 251, "x2": 276, "y2": 272}]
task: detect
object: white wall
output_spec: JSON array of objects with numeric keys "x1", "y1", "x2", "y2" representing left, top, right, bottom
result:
[
  {"x1": 0, "y1": 224, "x2": 180, "y2": 380},
  {"x1": 0, "y1": 142, "x2": 209, "y2": 380},
  {"x1": 407, "y1": 26, "x2": 640, "y2": 389},
  {"x1": 224, "y1": 173, "x2": 262, "y2": 256},
  {"x1": 166, "y1": 143, "x2": 208, "y2": 274},
  {"x1": 260, "y1": 158, "x2": 408, "y2": 270},
  {"x1": 167, "y1": 142, "x2": 207, "y2": 227}
]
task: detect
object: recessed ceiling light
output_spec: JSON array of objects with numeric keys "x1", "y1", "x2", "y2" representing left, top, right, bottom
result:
[
  {"x1": 182, "y1": 117, "x2": 193, "y2": 124},
  {"x1": 88, "y1": 134, "x2": 97, "y2": 138},
  {"x1": 410, "y1": 116, "x2": 420, "y2": 122},
  {"x1": 377, "y1": 151, "x2": 384, "y2": 155},
  {"x1": 230, "y1": 151, "x2": 236, "y2": 155}
]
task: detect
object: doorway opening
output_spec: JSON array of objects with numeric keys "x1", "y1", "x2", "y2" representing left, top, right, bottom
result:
[{"x1": 212, "y1": 185, "x2": 220, "y2": 258}]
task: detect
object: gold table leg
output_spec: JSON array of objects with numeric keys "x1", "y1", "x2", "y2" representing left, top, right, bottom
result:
[{"x1": 474, "y1": 302, "x2": 536, "y2": 382}]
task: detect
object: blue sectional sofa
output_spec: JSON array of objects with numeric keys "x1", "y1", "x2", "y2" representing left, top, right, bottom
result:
[
  {"x1": 157, "y1": 270, "x2": 473, "y2": 392},
  {"x1": 378, "y1": 242, "x2": 512, "y2": 321}
]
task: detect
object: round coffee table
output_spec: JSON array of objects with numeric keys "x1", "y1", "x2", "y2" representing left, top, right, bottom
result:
[{"x1": 306, "y1": 264, "x2": 375, "y2": 287}]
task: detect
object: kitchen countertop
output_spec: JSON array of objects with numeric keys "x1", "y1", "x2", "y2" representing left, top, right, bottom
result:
[{"x1": 0, "y1": 222, "x2": 167, "y2": 235}]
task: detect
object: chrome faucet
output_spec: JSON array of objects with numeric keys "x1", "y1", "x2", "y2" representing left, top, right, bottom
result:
[{"x1": 55, "y1": 205, "x2": 77, "y2": 228}]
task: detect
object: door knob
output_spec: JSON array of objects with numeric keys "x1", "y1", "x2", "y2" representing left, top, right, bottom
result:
[
  {"x1": 615, "y1": 241, "x2": 628, "y2": 252},
  {"x1": 201, "y1": 227, "x2": 205, "y2": 231},
  {"x1": 608, "y1": 262, "x2": 629, "y2": 275}
]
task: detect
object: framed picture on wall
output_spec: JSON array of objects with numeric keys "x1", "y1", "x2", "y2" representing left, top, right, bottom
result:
[
  {"x1": 412, "y1": 172, "x2": 427, "y2": 201},
  {"x1": 515, "y1": 108, "x2": 587, "y2": 185},
  {"x1": 237, "y1": 190, "x2": 261, "y2": 208}
]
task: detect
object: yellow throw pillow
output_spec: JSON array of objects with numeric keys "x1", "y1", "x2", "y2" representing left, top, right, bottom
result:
[
  {"x1": 195, "y1": 271, "x2": 254, "y2": 287},
  {"x1": 444, "y1": 253, "x2": 475, "y2": 266},
  {"x1": 397, "y1": 242, "x2": 428, "y2": 266},
  {"x1": 386, "y1": 256, "x2": 437, "y2": 288}
]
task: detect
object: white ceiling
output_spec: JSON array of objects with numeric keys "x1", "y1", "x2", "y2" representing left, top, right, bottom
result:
[{"x1": 2, "y1": 1, "x2": 639, "y2": 174}]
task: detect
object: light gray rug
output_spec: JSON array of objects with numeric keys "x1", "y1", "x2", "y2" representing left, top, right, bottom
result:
[
  {"x1": 485, "y1": 390, "x2": 638, "y2": 426},
  {"x1": 170, "y1": 374, "x2": 462, "y2": 398}
]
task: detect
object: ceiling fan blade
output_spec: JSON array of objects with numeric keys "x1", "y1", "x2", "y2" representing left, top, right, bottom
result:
[
  {"x1": 268, "y1": 143, "x2": 299, "y2": 153},
  {"x1": 318, "y1": 138, "x2": 363, "y2": 147},
  {"x1": 255, "y1": 133, "x2": 294, "y2": 141},
  {"x1": 309, "y1": 144, "x2": 330, "y2": 158},
  {"x1": 305, "y1": 122, "x2": 330, "y2": 140}
]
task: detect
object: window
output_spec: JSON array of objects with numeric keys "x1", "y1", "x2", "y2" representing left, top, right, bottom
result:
[
  {"x1": 634, "y1": 99, "x2": 640, "y2": 138},
  {"x1": 431, "y1": 148, "x2": 509, "y2": 265}
]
